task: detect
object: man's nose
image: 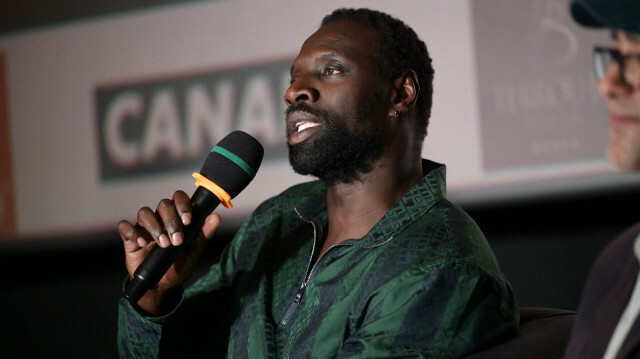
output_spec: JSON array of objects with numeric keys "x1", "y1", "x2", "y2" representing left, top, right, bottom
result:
[
  {"x1": 597, "y1": 62, "x2": 634, "y2": 98},
  {"x1": 284, "y1": 75, "x2": 319, "y2": 106}
]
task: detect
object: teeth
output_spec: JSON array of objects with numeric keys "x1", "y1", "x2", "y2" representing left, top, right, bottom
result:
[{"x1": 296, "y1": 121, "x2": 319, "y2": 132}]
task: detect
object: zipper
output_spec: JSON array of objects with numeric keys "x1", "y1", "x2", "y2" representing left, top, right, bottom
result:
[
  {"x1": 280, "y1": 240, "x2": 350, "y2": 326},
  {"x1": 280, "y1": 282, "x2": 306, "y2": 326},
  {"x1": 280, "y1": 208, "x2": 319, "y2": 327},
  {"x1": 279, "y1": 207, "x2": 396, "y2": 327}
]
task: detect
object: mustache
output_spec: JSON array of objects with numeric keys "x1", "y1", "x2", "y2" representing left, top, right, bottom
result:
[{"x1": 285, "y1": 103, "x2": 329, "y2": 119}]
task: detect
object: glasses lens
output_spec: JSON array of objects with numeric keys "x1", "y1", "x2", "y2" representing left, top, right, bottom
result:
[
  {"x1": 624, "y1": 56, "x2": 640, "y2": 88},
  {"x1": 593, "y1": 47, "x2": 613, "y2": 81}
]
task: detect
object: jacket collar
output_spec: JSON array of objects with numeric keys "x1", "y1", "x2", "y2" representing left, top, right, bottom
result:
[{"x1": 295, "y1": 159, "x2": 447, "y2": 246}]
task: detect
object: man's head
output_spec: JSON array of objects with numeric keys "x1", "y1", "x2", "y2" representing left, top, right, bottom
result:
[
  {"x1": 571, "y1": 0, "x2": 640, "y2": 170},
  {"x1": 284, "y1": 8, "x2": 433, "y2": 185},
  {"x1": 320, "y1": 8, "x2": 434, "y2": 134}
]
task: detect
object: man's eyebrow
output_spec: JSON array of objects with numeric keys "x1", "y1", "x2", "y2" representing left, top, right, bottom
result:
[
  {"x1": 320, "y1": 51, "x2": 341, "y2": 58},
  {"x1": 289, "y1": 51, "x2": 345, "y2": 75}
]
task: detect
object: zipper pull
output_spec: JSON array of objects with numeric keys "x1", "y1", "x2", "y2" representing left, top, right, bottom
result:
[
  {"x1": 281, "y1": 283, "x2": 307, "y2": 326},
  {"x1": 296, "y1": 282, "x2": 307, "y2": 300}
]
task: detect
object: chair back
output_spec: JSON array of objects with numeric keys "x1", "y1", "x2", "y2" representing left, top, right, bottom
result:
[{"x1": 463, "y1": 307, "x2": 576, "y2": 358}]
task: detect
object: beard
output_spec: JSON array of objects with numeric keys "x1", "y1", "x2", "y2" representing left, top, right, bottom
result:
[
  {"x1": 286, "y1": 99, "x2": 385, "y2": 186},
  {"x1": 608, "y1": 123, "x2": 640, "y2": 170}
]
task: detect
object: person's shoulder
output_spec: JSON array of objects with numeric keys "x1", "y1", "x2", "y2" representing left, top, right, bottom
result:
[
  {"x1": 608, "y1": 221, "x2": 640, "y2": 253},
  {"x1": 415, "y1": 197, "x2": 505, "y2": 274},
  {"x1": 591, "y1": 220, "x2": 640, "y2": 272},
  {"x1": 432, "y1": 198, "x2": 483, "y2": 237}
]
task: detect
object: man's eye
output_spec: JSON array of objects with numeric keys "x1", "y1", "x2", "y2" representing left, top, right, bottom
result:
[{"x1": 322, "y1": 68, "x2": 340, "y2": 76}]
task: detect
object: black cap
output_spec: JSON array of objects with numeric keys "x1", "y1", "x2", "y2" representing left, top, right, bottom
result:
[{"x1": 571, "y1": 0, "x2": 640, "y2": 33}]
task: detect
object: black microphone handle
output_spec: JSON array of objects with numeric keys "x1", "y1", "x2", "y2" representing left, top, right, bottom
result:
[{"x1": 124, "y1": 186, "x2": 221, "y2": 304}]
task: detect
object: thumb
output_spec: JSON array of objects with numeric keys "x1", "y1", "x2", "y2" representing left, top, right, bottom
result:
[
  {"x1": 184, "y1": 213, "x2": 221, "y2": 261},
  {"x1": 201, "y1": 213, "x2": 221, "y2": 239}
]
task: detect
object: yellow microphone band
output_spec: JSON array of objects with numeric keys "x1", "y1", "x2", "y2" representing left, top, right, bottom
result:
[{"x1": 192, "y1": 172, "x2": 233, "y2": 209}]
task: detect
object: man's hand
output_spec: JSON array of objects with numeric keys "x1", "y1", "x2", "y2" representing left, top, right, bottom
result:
[{"x1": 118, "y1": 190, "x2": 221, "y2": 315}]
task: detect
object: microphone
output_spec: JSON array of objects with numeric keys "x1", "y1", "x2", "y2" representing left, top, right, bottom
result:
[{"x1": 123, "y1": 130, "x2": 264, "y2": 304}]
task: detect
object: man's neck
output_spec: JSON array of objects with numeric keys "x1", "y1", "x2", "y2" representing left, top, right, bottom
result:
[{"x1": 321, "y1": 157, "x2": 424, "y2": 252}]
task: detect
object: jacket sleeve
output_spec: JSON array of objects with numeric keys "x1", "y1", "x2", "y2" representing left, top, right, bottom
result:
[
  {"x1": 335, "y1": 262, "x2": 519, "y2": 359},
  {"x1": 117, "y1": 295, "x2": 179, "y2": 359},
  {"x1": 117, "y1": 281, "x2": 235, "y2": 358}
]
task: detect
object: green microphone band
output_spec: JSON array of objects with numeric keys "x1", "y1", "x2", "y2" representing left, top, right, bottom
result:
[{"x1": 212, "y1": 146, "x2": 256, "y2": 178}]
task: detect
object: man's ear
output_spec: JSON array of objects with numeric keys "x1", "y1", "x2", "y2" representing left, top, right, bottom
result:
[{"x1": 389, "y1": 69, "x2": 420, "y2": 116}]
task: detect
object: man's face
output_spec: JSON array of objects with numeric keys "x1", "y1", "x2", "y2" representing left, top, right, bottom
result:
[
  {"x1": 597, "y1": 31, "x2": 640, "y2": 170},
  {"x1": 283, "y1": 20, "x2": 390, "y2": 185}
]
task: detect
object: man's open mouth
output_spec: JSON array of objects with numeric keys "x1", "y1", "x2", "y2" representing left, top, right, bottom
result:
[{"x1": 296, "y1": 121, "x2": 321, "y2": 132}]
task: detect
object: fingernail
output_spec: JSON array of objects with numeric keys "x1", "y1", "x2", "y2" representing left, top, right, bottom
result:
[
  {"x1": 171, "y1": 232, "x2": 184, "y2": 246},
  {"x1": 159, "y1": 234, "x2": 170, "y2": 247},
  {"x1": 181, "y1": 213, "x2": 191, "y2": 225},
  {"x1": 137, "y1": 237, "x2": 146, "y2": 247}
]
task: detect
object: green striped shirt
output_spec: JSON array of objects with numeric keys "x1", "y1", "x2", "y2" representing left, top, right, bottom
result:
[{"x1": 118, "y1": 160, "x2": 519, "y2": 358}]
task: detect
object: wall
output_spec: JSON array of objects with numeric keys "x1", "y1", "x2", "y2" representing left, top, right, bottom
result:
[{"x1": 2, "y1": 0, "x2": 636, "y2": 239}]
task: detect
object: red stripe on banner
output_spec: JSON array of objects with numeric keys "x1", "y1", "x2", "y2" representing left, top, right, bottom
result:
[{"x1": 0, "y1": 53, "x2": 17, "y2": 237}]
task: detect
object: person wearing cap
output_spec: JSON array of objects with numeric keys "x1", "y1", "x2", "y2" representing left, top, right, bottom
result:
[{"x1": 566, "y1": 1, "x2": 640, "y2": 358}]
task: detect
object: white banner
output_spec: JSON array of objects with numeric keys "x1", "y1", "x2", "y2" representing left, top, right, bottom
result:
[{"x1": 0, "y1": 0, "x2": 631, "y2": 238}]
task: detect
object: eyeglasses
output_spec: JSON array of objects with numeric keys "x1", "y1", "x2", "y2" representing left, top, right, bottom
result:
[{"x1": 593, "y1": 46, "x2": 640, "y2": 89}]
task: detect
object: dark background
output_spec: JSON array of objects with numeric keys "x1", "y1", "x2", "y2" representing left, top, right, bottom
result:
[{"x1": 2, "y1": 1, "x2": 639, "y2": 358}]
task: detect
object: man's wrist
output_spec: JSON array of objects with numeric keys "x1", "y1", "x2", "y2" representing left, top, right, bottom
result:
[
  {"x1": 121, "y1": 276, "x2": 184, "y2": 317},
  {"x1": 133, "y1": 285, "x2": 183, "y2": 317}
]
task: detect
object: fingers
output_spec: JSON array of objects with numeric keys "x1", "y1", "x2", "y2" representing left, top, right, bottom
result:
[
  {"x1": 134, "y1": 205, "x2": 170, "y2": 248},
  {"x1": 126, "y1": 190, "x2": 194, "y2": 249},
  {"x1": 119, "y1": 219, "x2": 146, "y2": 252},
  {"x1": 172, "y1": 190, "x2": 193, "y2": 226},
  {"x1": 121, "y1": 190, "x2": 217, "y2": 252},
  {"x1": 156, "y1": 198, "x2": 186, "y2": 247}
]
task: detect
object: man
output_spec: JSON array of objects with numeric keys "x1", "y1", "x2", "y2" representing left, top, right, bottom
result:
[
  {"x1": 566, "y1": 1, "x2": 640, "y2": 358},
  {"x1": 118, "y1": 8, "x2": 518, "y2": 358}
]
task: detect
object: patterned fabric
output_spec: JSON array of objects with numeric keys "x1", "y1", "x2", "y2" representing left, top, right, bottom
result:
[{"x1": 118, "y1": 160, "x2": 519, "y2": 358}]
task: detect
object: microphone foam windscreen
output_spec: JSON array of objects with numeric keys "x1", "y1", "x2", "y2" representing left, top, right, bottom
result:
[{"x1": 200, "y1": 131, "x2": 264, "y2": 198}]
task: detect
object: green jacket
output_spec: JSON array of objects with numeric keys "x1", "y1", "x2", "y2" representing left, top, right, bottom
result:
[{"x1": 118, "y1": 160, "x2": 518, "y2": 358}]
